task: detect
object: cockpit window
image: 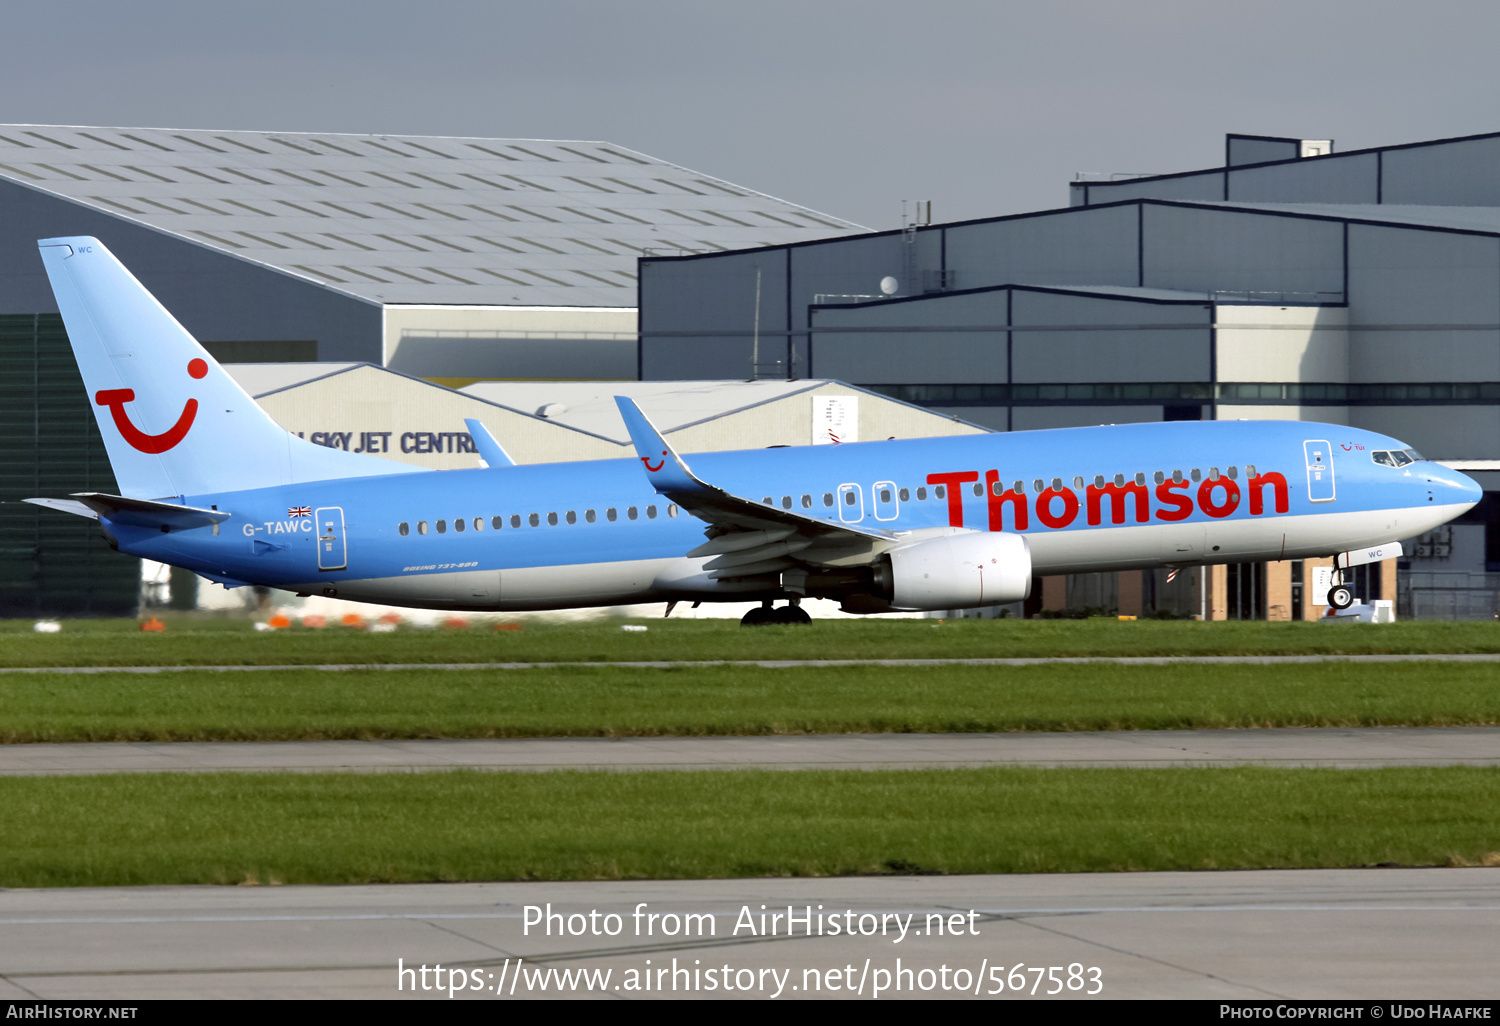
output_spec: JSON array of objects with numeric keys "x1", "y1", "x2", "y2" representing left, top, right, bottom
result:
[
  {"x1": 1373, "y1": 449, "x2": 1419, "y2": 468},
  {"x1": 1404, "y1": 448, "x2": 1425, "y2": 462},
  {"x1": 1372, "y1": 450, "x2": 1398, "y2": 467}
]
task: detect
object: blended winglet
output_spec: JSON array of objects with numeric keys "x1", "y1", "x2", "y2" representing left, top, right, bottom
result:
[
  {"x1": 463, "y1": 418, "x2": 516, "y2": 468},
  {"x1": 613, "y1": 396, "x2": 701, "y2": 494}
]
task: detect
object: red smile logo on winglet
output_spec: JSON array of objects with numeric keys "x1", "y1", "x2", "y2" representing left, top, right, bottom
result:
[
  {"x1": 94, "y1": 358, "x2": 207, "y2": 454},
  {"x1": 641, "y1": 450, "x2": 667, "y2": 472}
]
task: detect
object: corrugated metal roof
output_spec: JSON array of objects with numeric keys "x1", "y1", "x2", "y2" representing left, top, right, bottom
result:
[{"x1": 0, "y1": 125, "x2": 868, "y2": 307}]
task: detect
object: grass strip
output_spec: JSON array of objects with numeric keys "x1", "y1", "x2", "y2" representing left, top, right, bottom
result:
[
  {"x1": 3, "y1": 766, "x2": 1499, "y2": 887},
  {"x1": 4, "y1": 662, "x2": 1500, "y2": 742},
  {"x1": 4, "y1": 618, "x2": 1500, "y2": 668}
]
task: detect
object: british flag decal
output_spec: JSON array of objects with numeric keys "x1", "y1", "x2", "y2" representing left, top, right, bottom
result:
[{"x1": 288, "y1": 506, "x2": 311, "y2": 517}]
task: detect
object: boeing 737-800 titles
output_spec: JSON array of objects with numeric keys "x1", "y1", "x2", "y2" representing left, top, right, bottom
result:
[{"x1": 25, "y1": 238, "x2": 1481, "y2": 624}]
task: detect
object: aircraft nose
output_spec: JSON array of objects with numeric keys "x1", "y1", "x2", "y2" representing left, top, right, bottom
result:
[{"x1": 1428, "y1": 463, "x2": 1483, "y2": 508}]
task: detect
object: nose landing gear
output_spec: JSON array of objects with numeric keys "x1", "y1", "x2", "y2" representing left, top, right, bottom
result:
[
  {"x1": 740, "y1": 599, "x2": 812, "y2": 626},
  {"x1": 1326, "y1": 583, "x2": 1354, "y2": 610}
]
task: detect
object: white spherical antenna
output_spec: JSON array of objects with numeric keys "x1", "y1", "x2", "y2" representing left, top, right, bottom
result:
[{"x1": 879, "y1": 276, "x2": 899, "y2": 295}]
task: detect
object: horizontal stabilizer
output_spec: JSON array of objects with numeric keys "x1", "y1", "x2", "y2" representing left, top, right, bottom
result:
[
  {"x1": 23, "y1": 498, "x2": 99, "y2": 520},
  {"x1": 463, "y1": 418, "x2": 516, "y2": 468},
  {"x1": 68, "y1": 492, "x2": 229, "y2": 531}
]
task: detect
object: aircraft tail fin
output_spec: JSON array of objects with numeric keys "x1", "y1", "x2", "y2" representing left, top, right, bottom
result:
[{"x1": 36, "y1": 237, "x2": 422, "y2": 500}]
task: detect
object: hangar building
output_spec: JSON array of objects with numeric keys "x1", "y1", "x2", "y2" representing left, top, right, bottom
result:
[
  {"x1": 638, "y1": 131, "x2": 1500, "y2": 619},
  {"x1": 0, "y1": 124, "x2": 863, "y2": 616}
]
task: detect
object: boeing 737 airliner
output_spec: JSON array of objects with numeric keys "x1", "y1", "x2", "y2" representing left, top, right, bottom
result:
[{"x1": 26, "y1": 238, "x2": 1481, "y2": 624}]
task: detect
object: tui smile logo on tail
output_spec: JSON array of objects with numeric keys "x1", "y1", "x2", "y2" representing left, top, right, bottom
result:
[
  {"x1": 641, "y1": 450, "x2": 667, "y2": 472},
  {"x1": 94, "y1": 358, "x2": 208, "y2": 454}
]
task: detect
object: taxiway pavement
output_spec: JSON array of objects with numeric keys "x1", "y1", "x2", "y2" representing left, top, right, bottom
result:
[
  {"x1": 1, "y1": 727, "x2": 1497, "y2": 776},
  {"x1": 1, "y1": 869, "x2": 1496, "y2": 999}
]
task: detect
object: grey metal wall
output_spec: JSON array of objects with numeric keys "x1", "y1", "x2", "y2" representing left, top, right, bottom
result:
[
  {"x1": 1073, "y1": 133, "x2": 1500, "y2": 209},
  {"x1": 1011, "y1": 289, "x2": 1211, "y2": 383},
  {"x1": 1228, "y1": 153, "x2": 1380, "y2": 204},
  {"x1": 944, "y1": 204, "x2": 1139, "y2": 288},
  {"x1": 809, "y1": 288, "x2": 1008, "y2": 384},
  {"x1": 1227, "y1": 136, "x2": 1300, "y2": 167},
  {"x1": 0, "y1": 179, "x2": 383, "y2": 362},
  {"x1": 1345, "y1": 224, "x2": 1500, "y2": 383},
  {"x1": 1141, "y1": 205, "x2": 1344, "y2": 296},
  {"x1": 638, "y1": 248, "x2": 788, "y2": 379},
  {"x1": 640, "y1": 197, "x2": 1500, "y2": 463}
]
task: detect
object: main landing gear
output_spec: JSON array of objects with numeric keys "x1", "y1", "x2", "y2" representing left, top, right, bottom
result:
[{"x1": 740, "y1": 599, "x2": 812, "y2": 626}]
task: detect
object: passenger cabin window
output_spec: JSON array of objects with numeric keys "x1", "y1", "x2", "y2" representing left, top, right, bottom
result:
[
  {"x1": 668, "y1": 504, "x2": 679, "y2": 517},
  {"x1": 916, "y1": 487, "x2": 927, "y2": 501},
  {"x1": 628, "y1": 507, "x2": 638, "y2": 520},
  {"x1": 566, "y1": 511, "x2": 577, "y2": 524},
  {"x1": 607, "y1": 508, "x2": 618, "y2": 521},
  {"x1": 898, "y1": 488, "x2": 909, "y2": 502},
  {"x1": 801, "y1": 495, "x2": 812, "y2": 508},
  {"x1": 971, "y1": 483, "x2": 982, "y2": 497},
  {"x1": 1191, "y1": 469, "x2": 1202, "y2": 482},
  {"x1": 586, "y1": 509, "x2": 597, "y2": 523},
  {"x1": 1208, "y1": 467, "x2": 1219, "y2": 480},
  {"x1": 1113, "y1": 474, "x2": 1125, "y2": 487},
  {"x1": 436, "y1": 520, "x2": 447, "y2": 534},
  {"x1": 511, "y1": 515, "x2": 521, "y2": 528},
  {"x1": 881, "y1": 487, "x2": 893, "y2": 502},
  {"x1": 1134, "y1": 473, "x2": 1146, "y2": 486},
  {"x1": 418, "y1": 521, "x2": 428, "y2": 535},
  {"x1": 823, "y1": 493, "x2": 835, "y2": 506},
  {"x1": 1173, "y1": 470, "x2": 1184, "y2": 483},
  {"x1": 454, "y1": 518, "x2": 465, "y2": 533},
  {"x1": 1051, "y1": 477, "x2": 1062, "y2": 491},
  {"x1": 1153, "y1": 471, "x2": 1164, "y2": 485},
  {"x1": 782, "y1": 496, "x2": 792, "y2": 509},
  {"x1": 1032, "y1": 479, "x2": 1043, "y2": 493},
  {"x1": 547, "y1": 512, "x2": 558, "y2": 526},
  {"x1": 492, "y1": 516, "x2": 503, "y2": 530},
  {"x1": 399, "y1": 522, "x2": 410, "y2": 536},
  {"x1": 843, "y1": 491, "x2": 856, "y2": 505},
  {"x1": 647, "y1": 506, "x2": 657, "y2": 519},
  {"x1": 1246, "y1": 465, "x2": 1257, "y2": 478},
  {"x1": 528, "y1": 513, "x2": 540, "y2": 527},
  {"x1": 474, "y1": 517, "x2": 483, "y2": 531},
  {"x1": 1073, "y1": 476, "x2": 1084, "y2": 489},
  {"x1": 1227, "y1": 466, "x2": 1238, "y2": 480}
]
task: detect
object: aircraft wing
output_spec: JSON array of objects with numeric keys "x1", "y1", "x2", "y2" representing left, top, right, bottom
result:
[{"x1": 614, "y1": 396, "x2": 894, "y2": 578}]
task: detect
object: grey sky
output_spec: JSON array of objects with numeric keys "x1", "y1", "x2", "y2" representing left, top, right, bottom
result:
[{"x1": 5, "y1": 1, "x2": 1498, "y2": 229}]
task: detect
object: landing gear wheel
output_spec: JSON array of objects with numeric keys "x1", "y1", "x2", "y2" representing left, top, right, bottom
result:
[
  {"x1": 771, "y1": 604, "x2": 812, "y2": 625},
  {"x1": 740, "y1": 603, "x2": 776, "y2": 627},
  {"x1": 1327, "y1": 584, "x2": 1354, "y2": 610}
]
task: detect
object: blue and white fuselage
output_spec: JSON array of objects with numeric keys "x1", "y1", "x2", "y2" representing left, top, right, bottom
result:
[
  {"x1": 28, "y1": 237, "x2": 1481, "y2": 616},
  {"x1": 114, "y1": 420, "x2": 1474, "y2": 613}
]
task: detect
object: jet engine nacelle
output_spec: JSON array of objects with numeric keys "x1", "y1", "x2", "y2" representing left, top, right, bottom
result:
[{"x1": 886, "y1": 529, "x2": 1032, "y2": 610}]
